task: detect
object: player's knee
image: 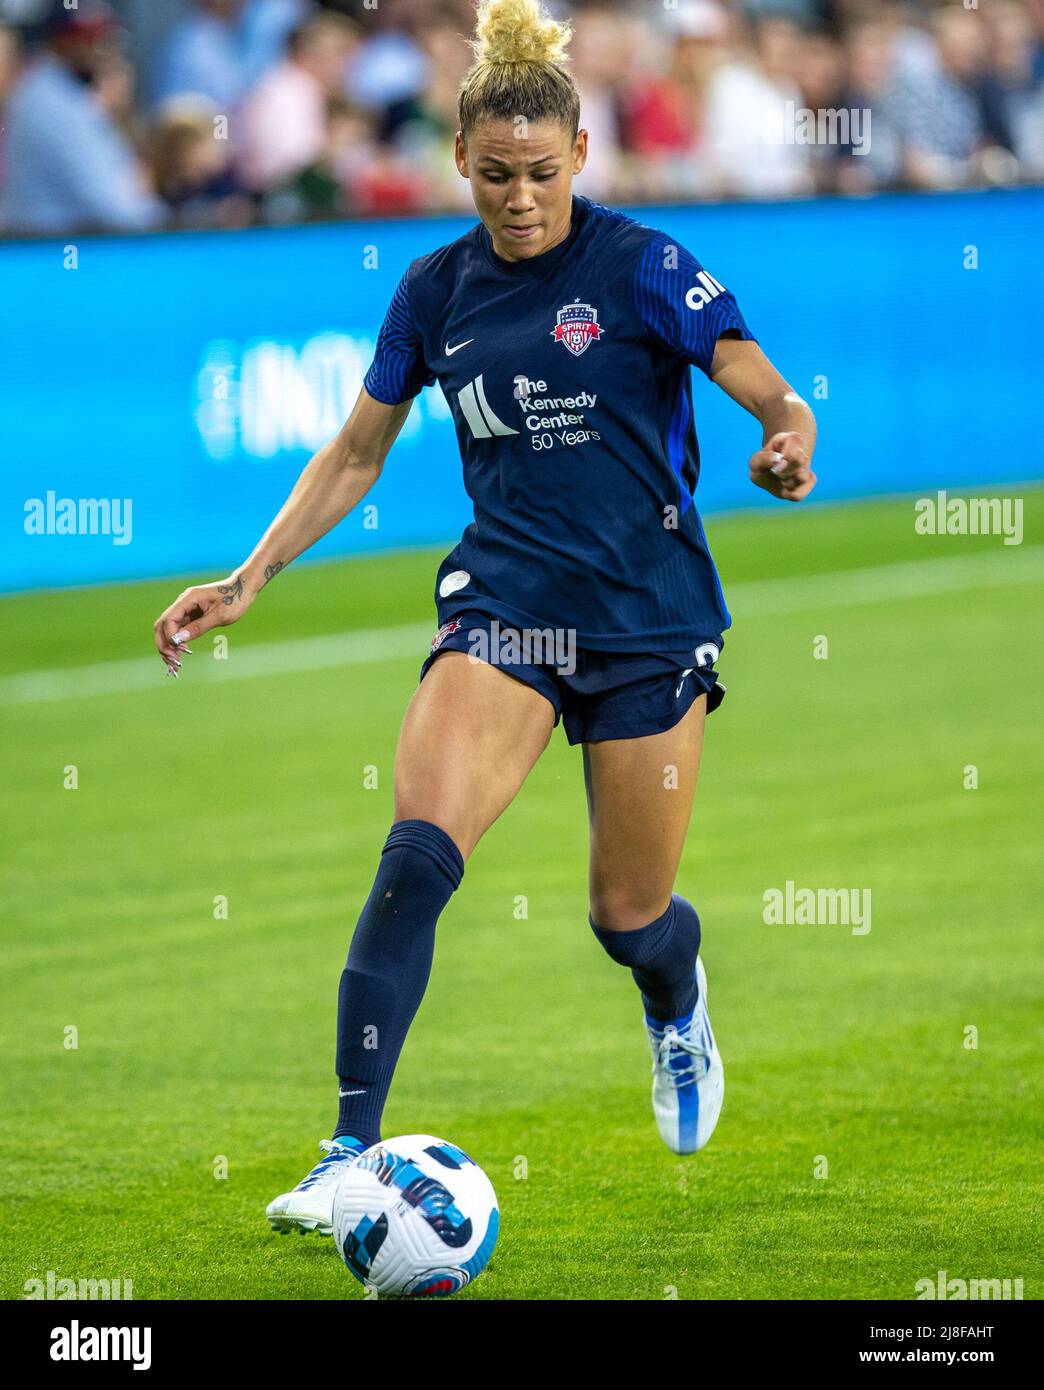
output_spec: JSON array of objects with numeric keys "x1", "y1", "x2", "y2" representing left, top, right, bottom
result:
[
  {"x1": 588, "y1": 888, "x2": 673, "y2": 935},
  {"x1": 378, "y1": 818, "x2": 466, "y2": 892},
  {"x1": 392, "y1": 790, "x2": 477, "y2": 861}
]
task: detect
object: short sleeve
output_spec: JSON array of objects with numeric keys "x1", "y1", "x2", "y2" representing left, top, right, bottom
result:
[
  {"x1": 363, "y1": 271, "x2": 436, "y2": 405},
  {"x1": 634, "y1": 233, "x2": 756, "y2": 376}
]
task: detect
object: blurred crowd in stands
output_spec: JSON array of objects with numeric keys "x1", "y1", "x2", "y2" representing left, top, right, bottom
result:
[{"x1": 0, "y1": 0, "x2": 1041, "y2": 235}]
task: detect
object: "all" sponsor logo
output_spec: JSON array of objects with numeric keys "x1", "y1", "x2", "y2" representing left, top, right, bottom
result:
[{"x1": 685, "y1": 271, "x2": 727, "y2": 312}]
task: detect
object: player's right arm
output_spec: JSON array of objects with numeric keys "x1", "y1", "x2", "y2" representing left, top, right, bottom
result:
[{"x1": 152, "y1": 387, "x2": 412, "y2": 672}]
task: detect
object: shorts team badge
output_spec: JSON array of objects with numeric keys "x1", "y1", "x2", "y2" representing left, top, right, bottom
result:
[
  {"x1": 550, "y1": 300, "x2": 603, "y2": 357},
  {"x1": 430, "y1": 618, "x2": 463, "y2": 654}
]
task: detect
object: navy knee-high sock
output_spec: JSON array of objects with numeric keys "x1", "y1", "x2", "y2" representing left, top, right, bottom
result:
[
  {"x1": 334, "y1": 819, "x2": 464, "y2": 1146},
  {"x1": 590, "y1": 893, "x2": 701, "y2": 1023}
]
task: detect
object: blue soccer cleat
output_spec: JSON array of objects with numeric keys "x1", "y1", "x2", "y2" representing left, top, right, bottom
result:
[{"x1": 646, "y1": 957, "x2": 724, "y2": 1154}]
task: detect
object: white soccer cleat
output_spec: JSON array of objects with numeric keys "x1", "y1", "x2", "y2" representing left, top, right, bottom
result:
[
  {"x1": 266, "y1": 1138, "x2": 365, "y2": 1236},
  {"x1": 646, "y1": 957, "x2": 724, "y2": 1154}
]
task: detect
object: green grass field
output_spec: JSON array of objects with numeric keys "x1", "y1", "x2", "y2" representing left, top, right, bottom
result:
[{"x1": 2, "y1": 491, "x2": 1041, "y2": 1301}]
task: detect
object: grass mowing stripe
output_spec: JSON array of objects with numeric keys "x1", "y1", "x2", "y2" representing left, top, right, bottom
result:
[
  {"x1": 0, "y1": 622, "x2": 432, "y2": 705},
  {"x1": 725, "y1": 542, "x2": 1043, "y2": 615},
  {"x1": 4, "y1": 546, "x2": 1041, "y2": 706}
]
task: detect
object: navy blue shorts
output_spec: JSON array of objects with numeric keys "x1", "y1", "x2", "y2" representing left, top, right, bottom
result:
[{"x1": 418, "y1": 610, "x2": 726, "y2": 745}]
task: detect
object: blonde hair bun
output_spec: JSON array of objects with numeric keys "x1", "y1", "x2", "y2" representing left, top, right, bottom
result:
[{"x1": 471, "y1": 0, "x2": 573, "y2": 67}]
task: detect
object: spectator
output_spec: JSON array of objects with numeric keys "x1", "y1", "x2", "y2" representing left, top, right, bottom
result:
[
  {"x1": 0, "y1": 1, "x2": 162, "y2": 234},
  {"x1": 389, "y1": 20, "x2": 475, "y2": 212},
  {"x1": 326, "y1": 97, "x2": 382, "y2": 202},
  {"x1": 149, "y1": 98, "x2": 252, "y2": 228},
  {"x1": 837, "y1": 20, "x2": 903, "y2": 192},
  {"x1": 889, "y1": 5, "x2": 990, "y2": 187},
  {"x1": 0, "y1": 22, "x2": 23, "y2": 187},
  {"x1": 349, "y1": 139, "x2": 431, "y2": 217},
  {"x1": 793, "y1": 28, "x2": 847, "y2": 193},
  {"x1": 92, "y1": 46, "x2": 135, "y2": 126},
  {"x1": 703, "y1": 13, "x2": 815, "y2": 198},
  {"x1": 1031, "y1": 0, "x2": 1044, "y2": 81},
  {"x1": 258, "y1": 94, "x2": 377, "y2": 223},
  {"x1": 620, "y1": 6, "x2": 711, "y2": 163},
  {"x1": 152, "y1": 0, "x2": 307, "y2": 111},
  {"x1": 618, "y1": 0, "x2": 727, "y2": 201},
  {"x1": 570, "y1": 6, "x2": 628, "y2": 202},
  {"x1": 877, "y1": 1, "x2": 942, "y2": 83},
  {"x1": 236, "y1": 11, "x2": 359, "y2": 193},
  {"x1": 344, "y1": 0, "x2": 430, "y2": 141},
  {"x1": 985, "y1": 0, "x2": 1044, "y2": 176},
  {"x1": 0, "y1": 20, "x2": 20, "y2": 101}
]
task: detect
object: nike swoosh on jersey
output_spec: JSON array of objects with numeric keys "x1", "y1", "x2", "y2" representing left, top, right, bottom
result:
[
  {"x1": 445, "y1": 338, "x2": 474, "y2": 356},
  {"x1": 338, "y1": 1089, "x2": 366, "y2": 1097}
]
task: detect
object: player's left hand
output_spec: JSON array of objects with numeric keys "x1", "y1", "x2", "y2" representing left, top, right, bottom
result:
[{"x1": 749, "y1": 432, "x2": 817, "y2": 502}]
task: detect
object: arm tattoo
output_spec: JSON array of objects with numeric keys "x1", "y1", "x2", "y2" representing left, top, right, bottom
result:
[
  {"x1": 262, "y1": 561, "x2": 286, "y2": 588},
  {"x1": 218, "y1": 574, "x2": 245, "y2": 605}
]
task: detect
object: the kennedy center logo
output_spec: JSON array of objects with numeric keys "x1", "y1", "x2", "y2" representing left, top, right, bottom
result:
[{"x1": 551, "y1": 300, "x2": 603, "y2": 357}]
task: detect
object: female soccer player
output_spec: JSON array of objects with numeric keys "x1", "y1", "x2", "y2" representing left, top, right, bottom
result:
[{"x1": 153, "y1": 0, "x2": 816, "y2": 1237}]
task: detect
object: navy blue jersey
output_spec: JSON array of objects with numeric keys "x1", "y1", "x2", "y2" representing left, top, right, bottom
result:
[{"x1": 363, "y1": 194, "x2": 756, "y2": 651}]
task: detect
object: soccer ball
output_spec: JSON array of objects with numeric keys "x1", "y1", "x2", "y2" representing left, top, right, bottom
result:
[{"x1": 332, "y1": 1134, "x2": 499, "y2": 1297}]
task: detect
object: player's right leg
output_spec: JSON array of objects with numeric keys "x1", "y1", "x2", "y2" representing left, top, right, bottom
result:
[{"x1": 267, "y1": 649, "x2": 555, "y2": 1234}]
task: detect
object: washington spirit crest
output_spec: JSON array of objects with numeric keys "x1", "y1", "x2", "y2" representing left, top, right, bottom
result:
[
  {"x1": 430, "y1": 618, "x2": 462, "y2": 653},
  {"x1": 550, "y1": 300, "x2": 603, "y2": 357}
]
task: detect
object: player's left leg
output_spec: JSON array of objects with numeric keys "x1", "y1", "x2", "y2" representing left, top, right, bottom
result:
[{"x1": 584, "y1": 694, "x2": 724, "y2": 1154}]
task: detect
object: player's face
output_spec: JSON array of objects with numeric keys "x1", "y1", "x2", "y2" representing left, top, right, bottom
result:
[{"x1": 456, "y1": 119, "x2": 588, "y2": 262}]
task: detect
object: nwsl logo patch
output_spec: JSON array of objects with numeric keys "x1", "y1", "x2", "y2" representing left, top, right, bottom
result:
[
  {"x1": 550, "y1": 300, "x2": 603, "y2": 357},
  {"x1": 430, "y1": 618, "x2": 462, "y2": 653}
]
